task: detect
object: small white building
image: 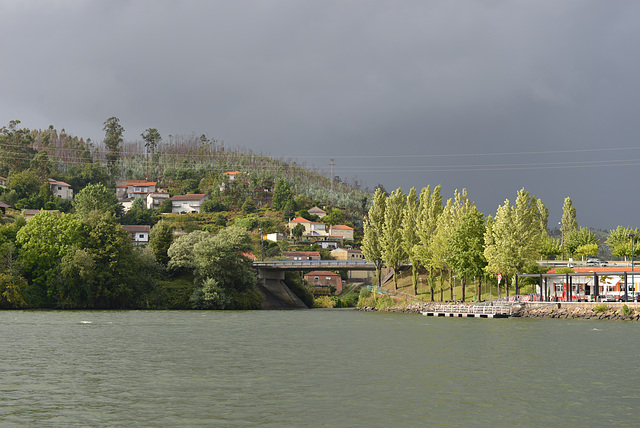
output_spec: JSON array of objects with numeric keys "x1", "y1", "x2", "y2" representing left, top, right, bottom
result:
[
  {"x1": 122, "y1": 225, "x2": 150, "y2": 244},
  {"x1": 171, "y1": 194, "x2": 209, "y2": 213},
  {"x1": 48, "y1": 179, "x2": 73, "y2": 200}
]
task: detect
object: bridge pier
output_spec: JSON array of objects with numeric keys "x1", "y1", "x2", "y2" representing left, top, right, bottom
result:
[{"x1": 256, "y1": 268, "x2": 308, "y2": 309}]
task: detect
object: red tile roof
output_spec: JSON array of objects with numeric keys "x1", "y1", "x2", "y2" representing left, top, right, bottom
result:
[
  {"x1": 332, "y1": 224, "x2": 353, "y2": 230},
  {"x1": 48, "y1": 178, "x2": 72, "y2": 187},
  {"x1": 290, "y1": 216, "x2": 313, "y2": 223}
]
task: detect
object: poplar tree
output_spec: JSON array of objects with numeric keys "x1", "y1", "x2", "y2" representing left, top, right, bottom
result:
[
  {"x1": 484, "y1": 188, "x2": 541, "y2": 296},
  {"x1": 381, "y1": 188, "x2": 406, "y2": 291},
  {"x1": 401, "y1": 187, "x2": 420, "y2": 294},
  {"x1": 432, "y1": 189, "x2": 473, "y2": 300},
  {"x1": 414, "y1": 185, "x2": 443, "y2": 301},
  {"x1": 560, "y1": 196, "x2": 578, "y2": 259},
  {"x1": 362, "y1": 187, "x2": 386, "y2": 290},
  {"x1": 448, "y1": 206, "x2": 486, "y2": 302}
]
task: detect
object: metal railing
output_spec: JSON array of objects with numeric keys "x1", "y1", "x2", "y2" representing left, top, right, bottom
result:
[
  {"x1": 253, "y1": 260, "x2": 376, "y2": 269},
  {"x1": 427, "y1": 303, "x2": 519, "y2": 315}
]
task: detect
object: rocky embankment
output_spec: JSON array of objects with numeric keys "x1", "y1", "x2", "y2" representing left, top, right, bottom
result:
[
  {"x1": 359, "y1": 301, "x2": 640, "y2": 321},
  {"x1": 522, "y1": 304, "x2": 640, "y2": 321}
]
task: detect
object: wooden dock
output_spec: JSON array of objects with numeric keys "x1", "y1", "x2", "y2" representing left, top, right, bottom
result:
[{"x1": 421, "y1": 303, "x2": 519, "y2": 319}]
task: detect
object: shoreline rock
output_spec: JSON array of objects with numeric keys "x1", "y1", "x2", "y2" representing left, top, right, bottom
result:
[{"x1": 358, "y1": 302, "x2": 640, "y2": 320}]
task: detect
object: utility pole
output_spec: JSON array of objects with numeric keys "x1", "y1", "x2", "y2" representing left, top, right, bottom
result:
[{"x1": 330, "y1": 158, "x2": 335, "y2": 196}]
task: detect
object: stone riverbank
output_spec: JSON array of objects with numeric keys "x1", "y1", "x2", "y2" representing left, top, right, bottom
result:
[{"x1": 359, "y1": 301, "x2": 640, "y2": 321}]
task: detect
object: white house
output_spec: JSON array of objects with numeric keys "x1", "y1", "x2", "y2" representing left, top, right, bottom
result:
[
  {"x1": 146, "y1": 192, "x2": 171, "y2": 210},
  {"x1": 122, "y1": 225, "x2": 150, "y2": 244},
  {"x1": 48, "y1": 178, "x2": 73, "y2": 200},
  {"x1": 171, "y1": 194, "x2": 209, "y2": 213},
  {"x1": 116, "y1": 180, "x2": 157, "y2": 200}
]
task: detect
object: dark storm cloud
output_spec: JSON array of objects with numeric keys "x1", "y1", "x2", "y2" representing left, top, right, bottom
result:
[{"x1": 2, "y1": 0, "x2": 640, "y2": 229}]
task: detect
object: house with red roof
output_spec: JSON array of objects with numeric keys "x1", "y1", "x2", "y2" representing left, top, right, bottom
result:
[
  {"x1": 288, "y1": 216, "x2": 327, "y2": 237},
  {"x1": 171, "y1": 193, "x2": 209, "y2": 213},
  {"x1": 48, "y1": 178, "x2": 73, "y2": 200},
  {"x1": 304, "y1": 270, "x2": 343, "y2": 294},
  {"x1": 329, "y1": 224, "x2": 354, "y2": 241},
  {"x1": 116, "y1": 180, "x2": 157, "y2": 200}
]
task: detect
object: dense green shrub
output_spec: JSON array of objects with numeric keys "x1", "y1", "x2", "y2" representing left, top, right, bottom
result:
[
  {"x1": 313, "y1": 296, "x2": 336, "y2": 308},
  {"x1": 341, "y1": 291, "x2": 360, "y2": 307},
  {"x1": 594, "y1": 303, "x2": 608, "y2": 313},
  {"x1": 622, "y1": 304, "x2": 632, "y2": 316}
]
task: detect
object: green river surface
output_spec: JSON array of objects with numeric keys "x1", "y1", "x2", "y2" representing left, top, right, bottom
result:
[{"x1": 1, "y1": 309, "x2": 639, "y2": 427}]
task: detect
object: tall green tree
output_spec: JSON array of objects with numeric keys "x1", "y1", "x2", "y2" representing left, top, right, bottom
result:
[
  {"x1": 431, "y1": 189, "x2": 474, "y2": 300},
  {"x1": 141, "y1": 128, "x2": 161, "y2": 157},
  {"x1": 560, "y1": 196, "x2": 578, "y2": 259},
  {"x1": 0, "y1": 120, "x2": 36, "y2": 173},
  {"x1": 448, "y1": 206, "x2": 486, "y2": 302},
  {"x1": 15, "y1": 211, "x2": 82, "y2": 307},
  {"x1": 401, "y1": 187, "x2": 420, "y2": 294},
  {"x1": 272, "y1": 178, "x2": 294, "y2": 212},
  {"x1": 103, "y1": 117, "x2": 124, "y2": 171},
  {"x1": 362, "y1": 187, "x2": 386, "y2": 290},
  {"x1": 484, "y1": 188, "x2": 541, "y2": 296},
  {"x1": 414, "y1": 185, "x2": 443, "y2": 301},
  {"x1": 73, "y1": 183, "x2": 120, "y2": 217},
  {"x1": 149, "y1": 221, "x2": 174, "y2": 265},
  {"x1": 607, "y1": 226, "x2": 640, "y2": 259},
  {"x1": 76, "y1": 211, "x2": 137, "y2": 308},
  {"x1": 381, "y1": 188, "x2": 406, "y2": 291},
  {"x1": 564, "y1": 227, "x2": 598, "y2": 258}
]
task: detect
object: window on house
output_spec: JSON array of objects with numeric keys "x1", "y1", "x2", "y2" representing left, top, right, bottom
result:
[
  {"x1": 139, "y1": 234, "x2": 145, "y2": 239},
  {"x1": 314, "y1": 276, "x2": 319, "y2": 282}
]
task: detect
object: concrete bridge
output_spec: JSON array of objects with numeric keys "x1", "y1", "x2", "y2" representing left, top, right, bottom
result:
[{"x1": 253, "y1": 260, "x2": 376, "y2": 309}]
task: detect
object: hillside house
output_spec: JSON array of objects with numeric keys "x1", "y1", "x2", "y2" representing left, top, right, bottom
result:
[
  {"x1": 304, "y1": 270, "x2": 343, "y2": 294},
  {"x1": 308, "y1": 206, "x2": 326, "y2": 218},
  {"x1": 0, "y1": 202, "x2": 10, "y2": 215},
  {"x1": 116, "y1": 180, "x2": 157, "y2": 200},
  {"x1": 288, "y1": 216, "x2": 327, "y2": 237},
  {"x1": 171, "y1": 194, "x2": 209, "y2": 213},
  {"x1": 282, "y1": 251, "x2": 321, "y2": 261},
  {"x1": 146, "y1": 192, "x2": 171, "y2": 210},
  {"x1": 122, "y1": 225, "x2": 150, "y2": 244},
  {"x1": 22, "y1": 209, "x2": 61, "y2": 221},
  {"x1": 48, "y1": 179, "x2": 73, "y2": 200},
  {"x1": 331, "y1": 248, "x2": 372, "y2": 281},
  {"x1": 329, "y1": 224, "x2": 354, "y2": 241},
  {"x1": 330, "y1": 248, "x2": 364, "y2": 261},
  {"x1": 0, "y1": 176, "x2": 6, "y2": 188}
]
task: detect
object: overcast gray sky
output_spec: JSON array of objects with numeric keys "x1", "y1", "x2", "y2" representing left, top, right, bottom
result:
[{"x1": 2, "y1": 0, "x2": 640, "y2": 230}]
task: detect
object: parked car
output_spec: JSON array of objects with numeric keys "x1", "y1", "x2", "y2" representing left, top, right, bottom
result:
[{"x1": 586, "y1": 258, "x2": 607, "y2": 266}]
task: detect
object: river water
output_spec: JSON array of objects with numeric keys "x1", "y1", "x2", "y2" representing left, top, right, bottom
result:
[{"x1": 1, "y1": 309, "x2": 639, "y2": 427}]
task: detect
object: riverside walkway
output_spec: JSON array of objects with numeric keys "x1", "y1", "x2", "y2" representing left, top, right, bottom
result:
[{"x1": 421, "y1": 302, "x2": 523, "y2": 318}]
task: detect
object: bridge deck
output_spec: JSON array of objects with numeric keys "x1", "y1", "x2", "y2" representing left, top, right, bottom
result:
[{"x1": 253, "y1": 260, "x2": 377, "y2": 270}]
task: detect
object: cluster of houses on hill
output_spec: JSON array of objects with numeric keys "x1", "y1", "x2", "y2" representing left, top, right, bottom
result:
[{"x1": 116, "y1": 180, "x2": 208, "y2": 214}]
